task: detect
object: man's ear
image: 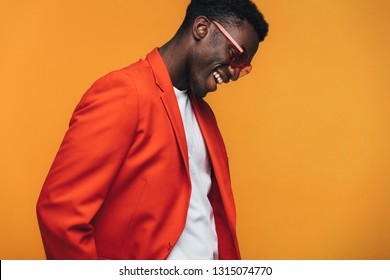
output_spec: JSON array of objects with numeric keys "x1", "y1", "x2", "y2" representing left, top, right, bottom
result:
[{"x1": 192, "y1": 16, "x2": 211, "y2": 41}]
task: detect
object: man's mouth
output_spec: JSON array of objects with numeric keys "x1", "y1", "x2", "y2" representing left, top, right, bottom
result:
[{"x1": 213, "y1": 71, "x2": 223, "y2": 85}]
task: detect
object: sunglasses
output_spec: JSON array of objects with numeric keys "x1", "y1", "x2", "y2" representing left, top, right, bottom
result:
[{"x1": 212, "y1": 20, "x2": 252, "y2": 78}]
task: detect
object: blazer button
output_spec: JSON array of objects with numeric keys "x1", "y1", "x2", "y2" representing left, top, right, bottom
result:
[{"x1": 167, "y1": 242, "x2": 172, "y2": 251}]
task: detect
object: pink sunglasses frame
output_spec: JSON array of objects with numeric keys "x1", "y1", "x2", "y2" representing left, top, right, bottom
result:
[{"x1": 212, "y1": 20, "x2": 253, "y2": 78}]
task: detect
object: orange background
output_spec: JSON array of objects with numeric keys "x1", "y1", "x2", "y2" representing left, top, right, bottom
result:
[{"x1": 1, "y1": 0, "x2": 389, "y2": 259}]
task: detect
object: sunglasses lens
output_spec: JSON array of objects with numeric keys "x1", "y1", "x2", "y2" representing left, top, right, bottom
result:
[
  {"x1": 231, "y1": 52, "x2": 249, "y2": 68},
  {"x1": 230, "y1": 52, "x2": 252, "y2": 78}
]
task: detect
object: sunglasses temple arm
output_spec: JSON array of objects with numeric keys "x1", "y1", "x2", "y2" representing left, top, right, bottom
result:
[{"x1": 212, "y1": 21, "x2": 244, "y2": 53}]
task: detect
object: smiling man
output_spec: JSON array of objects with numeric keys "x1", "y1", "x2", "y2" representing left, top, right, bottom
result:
[{"x1": 37, "y1": 0, "x2": 268, "y2": 260}]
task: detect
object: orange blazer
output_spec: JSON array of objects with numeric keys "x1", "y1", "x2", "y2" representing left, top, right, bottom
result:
[{"x1": 36, "y1": 48, "x2": 240, "y2": 260}]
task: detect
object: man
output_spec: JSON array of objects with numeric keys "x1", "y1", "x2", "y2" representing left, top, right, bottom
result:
[{"x1": 36, "y1": 0, "x2": 268, "y2": 260}]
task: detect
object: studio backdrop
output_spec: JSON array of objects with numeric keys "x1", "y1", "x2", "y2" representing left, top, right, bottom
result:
[{"x1": 0, "y1": 0, "x2": 389, "y2": 259}]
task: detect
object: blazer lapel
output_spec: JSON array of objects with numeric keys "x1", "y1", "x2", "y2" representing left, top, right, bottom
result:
[
  {"x1": 189, "y1": 94, "x2": 236, "y2": 230},
  {"x1": 160, "y1": 91, "x2": 189, "y2": 173},
  {"x1": 146, "y1": 49, "x2": 189, "y2": 173}
]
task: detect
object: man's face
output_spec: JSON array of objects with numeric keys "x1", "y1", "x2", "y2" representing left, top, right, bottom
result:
[{"x1": 187, "y1": 19, "x2": 260, "y2": 98}]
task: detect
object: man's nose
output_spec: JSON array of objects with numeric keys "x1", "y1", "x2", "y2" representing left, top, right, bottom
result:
[{"x1": 228, "y1": 66, "x2": 241, "y2": 81}]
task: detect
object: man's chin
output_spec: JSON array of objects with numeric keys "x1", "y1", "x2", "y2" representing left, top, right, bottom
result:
[
  {"x1": 190, "y1": 78, "x2": 217, "y2": 98},
  {"x1": 191, "y1": 82, "x2": 216, "y2": 99},
  {"x1": 190, "y1": 86, "x2": 206, "y2": 99},
  {"x1": 193, "y1": 91, "x2": 208, "y2": 99}
]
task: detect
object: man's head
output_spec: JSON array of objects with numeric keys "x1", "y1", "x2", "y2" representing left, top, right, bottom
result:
[{"x1": 163, "y1": 0, "x2": 268, "y2": 98}]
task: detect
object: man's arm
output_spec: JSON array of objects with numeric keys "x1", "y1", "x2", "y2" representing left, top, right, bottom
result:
[{"x1": 37, "y1": 71, "x2": 139, "y2": 259}]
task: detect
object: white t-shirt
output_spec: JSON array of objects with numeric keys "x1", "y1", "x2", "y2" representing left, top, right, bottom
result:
[{"x1": 166, "y1": 87, "x2": 218, "y2": 260}]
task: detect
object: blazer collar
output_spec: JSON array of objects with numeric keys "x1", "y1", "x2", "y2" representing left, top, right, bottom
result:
[
  {"x1": 190, "y1": 93, "x2": 238, "y2": 255},
  {"x1": 146, "y1": 48, "x2": 174, "y2": 94},
  {"x1": 146, "y1": 48, "x2": 189, "y2": 173}
]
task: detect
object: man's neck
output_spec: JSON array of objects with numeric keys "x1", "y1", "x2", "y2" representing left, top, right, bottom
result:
[{"x1": 158, "y1": 37, "x2": 189, "y2": 91}]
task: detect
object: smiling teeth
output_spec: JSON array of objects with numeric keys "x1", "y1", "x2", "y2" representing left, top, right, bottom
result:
[{"x1": 213, "y1": 71, "x2": 223, "y2": 84}]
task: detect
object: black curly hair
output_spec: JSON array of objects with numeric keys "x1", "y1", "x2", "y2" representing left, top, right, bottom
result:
[{"x1": 178, "y1": 0, "x2": 268, "y2": 42}]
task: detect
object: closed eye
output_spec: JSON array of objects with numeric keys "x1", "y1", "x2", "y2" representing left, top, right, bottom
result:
[{"x1": 230, "y1": 49, "x2": 236, "y2": 60}]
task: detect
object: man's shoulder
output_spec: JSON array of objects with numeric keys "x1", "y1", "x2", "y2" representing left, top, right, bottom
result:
[
  {"x1": 122, "y1": 56, "x2": 151, "y2": 73},
  {"x1": 110, "y1": 57, "x2": 153, "y2": 82},
  {"x1": 87, "y1": 57, "x2": 153, "y2": 93},
  {"x1": 116, "y1": 48, "x2": 164, "y2": 81}
]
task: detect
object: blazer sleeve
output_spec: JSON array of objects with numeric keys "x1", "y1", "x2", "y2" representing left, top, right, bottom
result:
[{"x1": 36, "y1": 70, "x2": 139, "y2": 259}]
